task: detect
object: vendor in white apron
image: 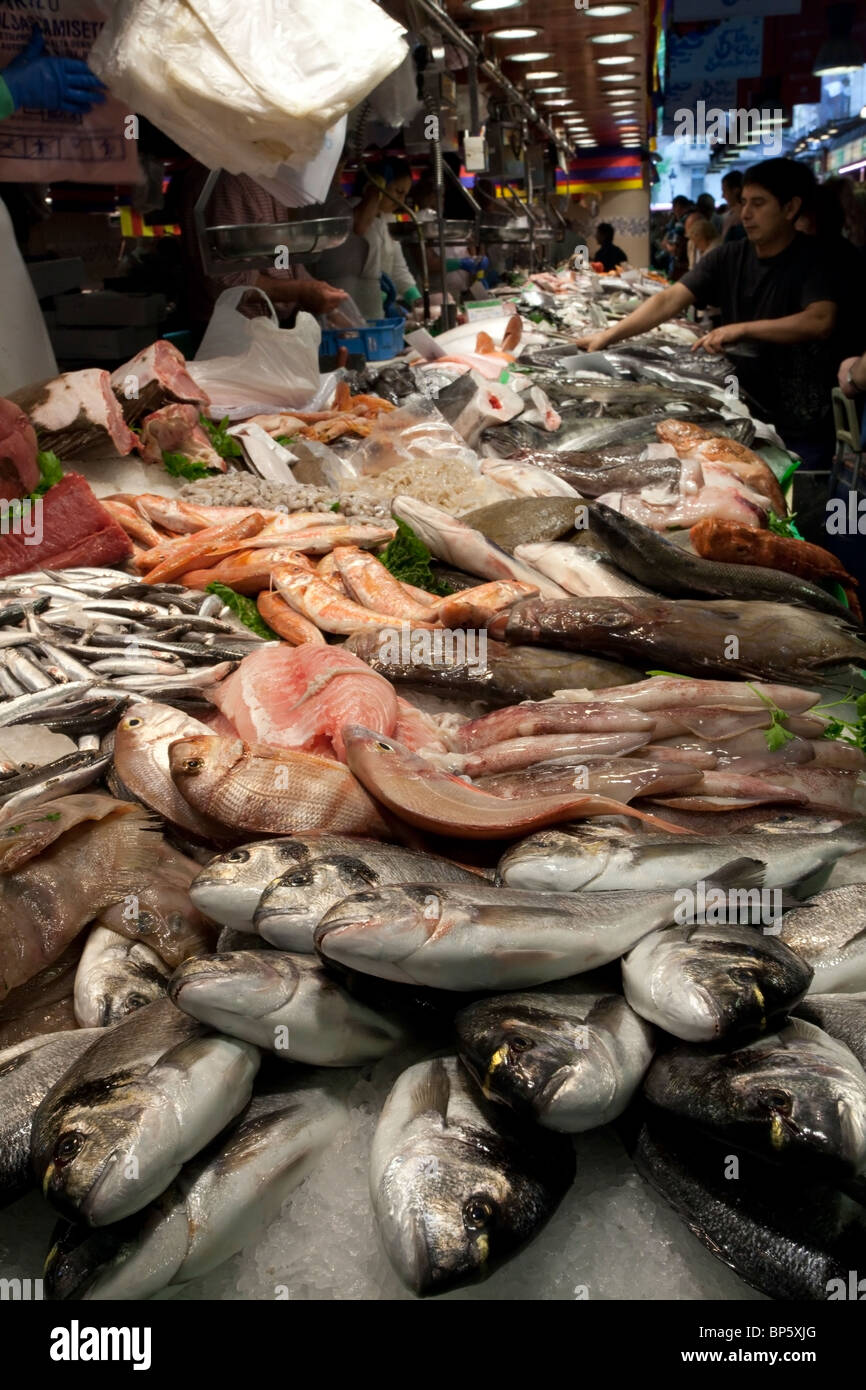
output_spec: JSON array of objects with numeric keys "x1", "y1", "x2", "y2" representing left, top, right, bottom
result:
[
  {"x1": 316, "y1": 158, "x2": 422, "y2": 321},
  {"x1": 0, "y1": 28, "x2": 106, "y2": 395}
]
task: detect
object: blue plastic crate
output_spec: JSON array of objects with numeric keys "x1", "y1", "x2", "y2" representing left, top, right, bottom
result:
[{"x1": 319, "y1": 317, "x2": 405, "y2": 362}]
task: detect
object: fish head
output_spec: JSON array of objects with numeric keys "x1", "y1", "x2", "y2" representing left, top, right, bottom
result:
[
  {"x1": 168, "y1": 734, "x2": 244, "y2": 787},
  {"x1": 497, "y1": 826, "x2": 617, "y2": 891},
  {"x1": 33, "y1": 1074, "x2": 184, "y2": 1226},
  {"x1": 315, "y1": 886, "x2": 441, "y2": 984},
  {"x1": 257, "y1": 854, "x2": 384, "y2": 945},
  {"x1": 90, "y1": 954, "x2": 170, "y2": 1027},
  {"x1": 374, "y1": 1125, "x2": 572, "y2": 1297},
  {"x1": 456, "y1": 994, "x2": 618, "y2": 1129},
  {"x1": 190, "y1": 839, "x2": 312, "y2": 929},
  {"x1": 169, "y1": 950, "x2": 301, "y2": 1023}
]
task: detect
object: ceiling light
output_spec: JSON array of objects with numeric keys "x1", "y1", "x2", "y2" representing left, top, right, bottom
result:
[
  {"x1": 508, "y1": 51, "x2": 552, "y2": 61},
  {"x1": 545, "y1": 98, "x2": 573, "y2": 106},
  {"x1": 491, "y1": 26, "x2": 539, "y2": 37},
  {"x1": 590, "y1": 32, "x2": 635, "y2": 43},
  {"x1": 598, "y1": 55, "x2": 636, "y2": 65},
  {"x1": 534, "y1": 85, "x2": 566, "y2": 92},
  {"x1": 623, "y1": 141, "x2": 641, "y2": 148},
  {"x1": 601, "y1": 73, "x2": 635, "y2": 82},
  {"x1": 606, "y1": 87, "x2": 637, "y2": 95},
  {"x1": 586, "y1": 4, "x2": 636, "y2": 14},
  {"x1": 525, "y1": 70, "x2": 558, "y2": 79},
  {"x1": 468, "y1": 0, "x2": 523, "y2": 9}
]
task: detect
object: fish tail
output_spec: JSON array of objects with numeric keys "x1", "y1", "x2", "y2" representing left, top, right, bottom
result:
[{"x1": 606, "y1": 800, "x2": 700, "y2": 836}]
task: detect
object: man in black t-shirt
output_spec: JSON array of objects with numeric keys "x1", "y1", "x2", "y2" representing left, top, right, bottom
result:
[
  {"x1": 576, "y1": 159, "x2": 840, "y2": 468},
  {"x1": 594, "y1": 223, "x2": 628, "y2": 273}
]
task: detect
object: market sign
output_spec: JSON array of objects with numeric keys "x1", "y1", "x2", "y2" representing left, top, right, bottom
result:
[
  {"x1": 827, "y1": 135, "x2": 866, "y2": 173},
  {"x1": 665, "y1": 18, "x2": 764, "y2": 125}
]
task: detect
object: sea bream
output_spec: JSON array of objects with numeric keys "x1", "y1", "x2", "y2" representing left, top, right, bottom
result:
[
  {"x1": 314, "y1": 875, "x2": 742, "y2": 991},
  {"x1": 778, "y1": 886, "x2": 866, "y2": 993},
  {"x1": 31, "y1": 997, "x2": 260, "y2": 1225},
  {"x1": 643, "y1": 1018, "x2": 866, "y2": 1179},
  {"x1": 456, "y1": 980, "x2": 655, "y2": 1132},
  {"x1": 44, "y1": 1082, "x2": 347, "y2": 1301},
  {"x1": 73, "y1": 925, "x2": 171, "y2": 1028},
  {"x1": 369, "y1": 1056, "x2": 575, "y2": 1296},
  {"x1": 497, "y1": 814, "x2": 866, "y2": 893},
  {"x1": 251, "y1": 837, "x2": 483, "y2": 951},
  {"x1": 170, "y1": 950, "x2": 408, "y2": 1065},
  {"x1": 0, "y1": 1029, "x2": 101, "y2": 1205}
]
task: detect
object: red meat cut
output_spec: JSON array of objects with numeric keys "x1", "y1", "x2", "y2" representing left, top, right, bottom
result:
[
  {"x1": 10, "y1": 369, "x2": 139, "y2": 458},
  {"x1": 137, "y1": 404, "x2": 225, "y2": 471},
  {"x1": 0, "y1": 472, "x2": 132, "y2": 577},
  {"x1": 0, "y1": 397, "x2": 40, "y2": 502},
  {"x1": 111, "y1": 340, "x2": 210, "y2": 425}
]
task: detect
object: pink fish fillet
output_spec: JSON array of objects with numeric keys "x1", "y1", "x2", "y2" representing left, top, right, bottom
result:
[
  {"x1": 211, "y1": 645, "x2": 397, "y2": 763},
  {"x1": 394, "y1": 697, "x2": 449, "y2": 753}
]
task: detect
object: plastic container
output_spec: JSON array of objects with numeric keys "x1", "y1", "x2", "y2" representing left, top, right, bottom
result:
[{"x1": 319, "y1": 317, "x2": 405, "y2": 362}]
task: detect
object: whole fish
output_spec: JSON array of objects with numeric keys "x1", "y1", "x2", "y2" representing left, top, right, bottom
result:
[
  {"x1": 501, "y1": 597, "x2": 866, "y2": 684},
  {"x1": 98, "y1": 839, "x2": 214, "y2": 968},
  {"x1": 456, "y1": 980, "x2": 655, "y2": 1132},
  {"x1": 475, "y1": 756, "x2": 702, "y2": 803},
  {"x1": 391, "y1": 496, "x2": 568, "y2": 597},
  {"x1": 189, "y1": 837, "x2": 347, "y2": 932},
  {"x1": 453, "y1": 699, "x2": 655, "y2": 751},
  {"x1": 253, "y1": 837, "x2": 482, "y2": 951},
  {"x1": 345, "y1": 629, "x2": 641, "y2": 705},
  {"x1": 0, "y1": 749, "x2": 110, "y2": 816},
  {"x1": 370, "y1": 1056, "x2": 575, "y2": 1296},
  {"x1": 461, "y1": 497, "x2": 580, "y2": 551},
  {"x1": 514, "y1": 452, "x2": 683, "y2": 498},
  {"x1": 316, "y1": 877, "x2": 725, "y2": 991},
  {"x1": 587, "y1": 503, "x2": 855, "y2": 620},
  {"x1": 170, "y1": 951, "x2": 408, "y2": 1065},
  {"x1": 622, "y1": 884, "x2": 813, "y2": 1042},
  {"x1": 0, "y1": 798, "x2": 156, "y2": 1000},
  {"x1": 515, "y1": 542, "x2": 656, "y2": 599},
  {"x1": 633, "y1": 1118, "x2": 866, "y2": 1301},
  {"x1": 73, "y1": 924, "x2": 171, "y2": 1027},
  {"x1": 644, "y1": 1019, "x2": 866, "y2": 1179},
  {"x1": 113, "y1": 702, "x2": 231, "y2": 842},
  {"x1": 0, "y1": 1030, "x2": 102, "y2": 1205},
  {"x1": 498, "y1": 815, "x2": 866, "y2": 893},
  {"x1": 43, "y1": 1082, "x2": 347, "y2": 1300},
  {"x1": 31, "y1": 997, "x2": 260, "y2": 1225},
  {"x1": 341, "y1": 725, "x2": 691, "y2": 841},
  {"x1": 779, "y1": 886, "x2": 866, "y2": 993},
  {"x1": 550, "y1": 676, "x2": 820, "y2": 714},
  {"x1": 169, "y1": 735, "x2": 389, "y2": 838},
  {"x1": 480, "y1": 459, "x2": 579, "y2": 499},
  {"x1": 794, "y1": 994, "x2": 866, "y2": 1068},
  {"x1": 450, "y1": 730, "x2": 652, "y2": 779}
]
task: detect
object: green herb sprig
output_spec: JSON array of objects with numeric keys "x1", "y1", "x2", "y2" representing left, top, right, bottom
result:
[{"x1": 205, "y1": 582, "x2": 278, "y2": 641}]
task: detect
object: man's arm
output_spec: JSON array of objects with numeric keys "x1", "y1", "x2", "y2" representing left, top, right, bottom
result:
[
  {"x1": 839, "y1": 351, "x2": 866, "y2": 398},
  {"x1": 575, "y1": 281, "x2": 695, "y2": 351},
  {"x1": 693, "y1": 301, "x2": 837, "y2": 355}
]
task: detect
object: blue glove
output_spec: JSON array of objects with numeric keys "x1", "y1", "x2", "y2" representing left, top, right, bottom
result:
[
  {"x1": 3, "y1": 27, "x2": 107, "y2": 115},
  {"x1": 458, "y1": 256, "x2": 489, "y2": 275},
  {"x1": 379, "y1": 272, "x2": 397, "y2": 317}
]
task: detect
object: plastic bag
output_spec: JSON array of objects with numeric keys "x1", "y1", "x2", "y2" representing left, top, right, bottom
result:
[
  {"x1": 194, "y1": 287, "x2": 278, "y2": 362},
  {"x1": 252, "y1": 118, "x2": 347, "y2": 209},
  {"x1": 350, "y1": 396, "x2": 481, "y2": 478},
  {"x1": 90, "y1": 0, "x2": 407, "y2": 179},
  {"x1": 188, "y1": 311, "x2": 323, "y2": 420}
]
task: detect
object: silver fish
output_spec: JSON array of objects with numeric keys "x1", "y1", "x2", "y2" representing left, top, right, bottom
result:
[
  {"x1": 498, "y1": 815, "x2": 866, "y2": 892},
  {"x1": 73, "y1": 925, "x2": 171, "y2": 1028},
  {"x1": 189, "y1": 838, "x2": 358, "y2": 932},
  {"x1": 44, "y1": 1082, "x2": 348, "y2": 1300},
  {"x1": 170, "y1": 951, "x2": 408, "y2": 1065},
  {"x1": 794, "y1": 993, "x2": 866, "y2": 1069},
  {"x1": 0, "y1": 1029, "x2": 101, "y2": 1205},
  {"x1": 779, "y1": 886, "x2": 866, "y2": 993},
  {"x1": 253, "y1": 836, "x2": 482, "y2": 951},
  {"x1": 456, "y1": 979, "x2": 655, "y2": 1132},
  {"x1": 370, "y1": 1056, "x2": 575, "y2": 1296},
  {"x1": 31, "y1": 997, "x2": 260, "y2": 1225},
  {"x1": 515, "y1": 542, "x2": 656, "y2": 598},
  {"x1": 644, "y1": 1018, "x2": 866, "y2": 1180}
]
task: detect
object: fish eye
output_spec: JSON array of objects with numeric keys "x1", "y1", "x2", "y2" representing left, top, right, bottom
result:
[
  {"x1": 125, "y1": 717, "x2": 142, "y2": 728},
  {"x1": 54, "y1": 1132, "x2": 85, "y2": 1166},
  {"x1": 125, "y1": 993, "x2": 149, "y2": 1010},
  {"x1": 226, "y1": 850, "x2": 249, "y2": 863},
  {"x1": 352, "y1": 891, "x2": 378, "y2": 903},
  {"x1": 729, "y1": 968, "x2": 755, "y2": 985},
  {"x1": 463, "y1": 1195, "x2": 495, "y2": 1232},
  {"x1": 183, "y1": 758, "x2": 205, "y2": 772},
  {"x1": 285, "y1": 870, "x2": 311, "y2": 887},
  {"x1": 763, "y1": 1089, "x2": 792, "y2": 1114},
  {"x1": 375, "y1": 741, "x2": 392, "y2": 751},
  {"x1": 508, "y1": 1035, "x2": 534, "y2": 1053}
]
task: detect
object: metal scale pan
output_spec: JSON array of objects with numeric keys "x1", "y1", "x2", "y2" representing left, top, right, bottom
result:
[
  {"x1": 389, "y1": 218, "x2": 476, "y2": 245},
  {"x1": 194, "y1": 168, "x2": 350, "y2": 274}
]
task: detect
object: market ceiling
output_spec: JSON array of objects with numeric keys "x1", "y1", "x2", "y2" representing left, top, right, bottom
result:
[{"x1": 448, "y1": 0, "x2": 651, "y2": 153}]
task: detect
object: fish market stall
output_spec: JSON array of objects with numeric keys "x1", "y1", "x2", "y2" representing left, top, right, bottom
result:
[{"x1": 0, "y1": 0, "x2": 865, "y2": 1319}]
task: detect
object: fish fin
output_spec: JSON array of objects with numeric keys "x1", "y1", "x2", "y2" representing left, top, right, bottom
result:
[
  {"x1": 703, "y1": 856, "x2": 767, "y2": 893},
  {"x1": 409, "y1": 1057, "x2": 450, "y2": 1122}
]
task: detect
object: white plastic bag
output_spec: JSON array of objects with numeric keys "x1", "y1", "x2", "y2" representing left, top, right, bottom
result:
[
  {"x1": 189, "y1": 311, "x2": 323, "y2": 420},
  {"x1": 252, "y1": 118, "x2": 347, "y2": 209},
  {"x1": 90, "y1": 0, "x2": 407, "y2": 179},
  {"x1": 194, "y1": 287, "x2": 278, "y2": 362}
]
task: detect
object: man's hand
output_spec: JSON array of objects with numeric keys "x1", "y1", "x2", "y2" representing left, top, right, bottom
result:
[
  {"x1": 692, "y1": 322, "x2": 746, "y2": 354},
  {"x1": 838, "y1": 355, "x2": 864, "y2": 398},
  {"x1": 295, "y1": 280, "x2": 348, "y2": 316},
  {"x1": 574, "y1": 330, "x2": 614, "y2": 352}
]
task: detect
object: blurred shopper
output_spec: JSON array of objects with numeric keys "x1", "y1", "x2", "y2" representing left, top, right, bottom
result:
[
  {"x1": 721, "y1": 171, "x2": 746, "y2": 243},
  {"x1": 576, "y1": 159, "x2": 839, "y2": 468},
  {"x1": 661, "y1": 196, "x2": 694, "y2": 280},
  {"x1": 593, "y1": 222, "x2": 628, "y2": 272},
  {"x1": 696, "y1": 192, "x2": 723, "y2": 237},
  {"x1": 686, "y1": 215, "x2": 722, "y2": 266},
  {"x1": 316, "y1": 158, "x2": 422, "y2": 320}
]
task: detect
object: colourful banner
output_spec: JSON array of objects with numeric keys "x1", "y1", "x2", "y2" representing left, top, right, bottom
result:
[{"x1": 118, "y1": 207, "x2": 180, "y2": 239}]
